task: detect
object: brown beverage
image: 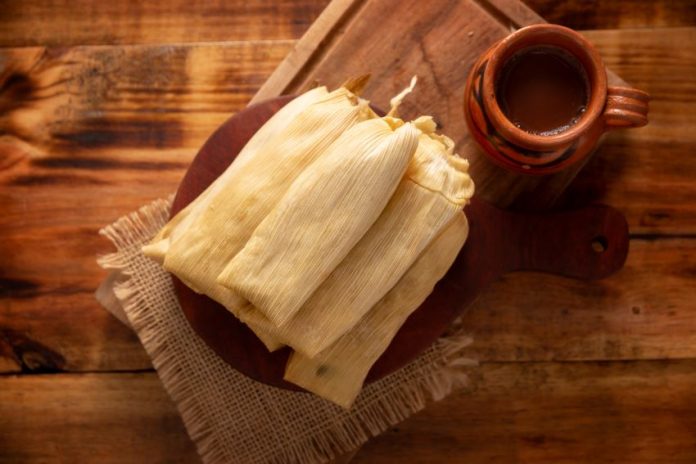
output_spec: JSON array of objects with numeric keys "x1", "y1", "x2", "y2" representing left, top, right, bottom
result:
[{"x1": 496, "y1": 45, "x2": 590, "y2": 136}]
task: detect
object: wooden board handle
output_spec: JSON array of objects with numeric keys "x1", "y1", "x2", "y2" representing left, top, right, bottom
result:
[
  {"x1": 463, "y1": 199, "x2": 629, "y2": 282},
  {"x1": 439, "y1": 199, "x2": 630, "y2": 317}
]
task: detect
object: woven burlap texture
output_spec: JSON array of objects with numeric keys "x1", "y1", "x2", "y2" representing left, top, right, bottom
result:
[{"x1": 97, "y1": 197, "x2": 474, "y2": 464}]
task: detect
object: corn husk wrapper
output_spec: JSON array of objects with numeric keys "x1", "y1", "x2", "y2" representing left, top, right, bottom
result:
[
  {"x1": 284, "y1": 211, "x2": 470, "y2": 408},
  {"x1": 143, "y1": 87, "x2": 373, "y2": 350},
  {"x1": 143, "y1": 86, "x2": 330, "y2": 264},
  {"x1": 238, "y1": 117, "x2": 474, "y2": 356},
  {"x1": 218, "y1": 117, "x2": 420, "y2": 327}
]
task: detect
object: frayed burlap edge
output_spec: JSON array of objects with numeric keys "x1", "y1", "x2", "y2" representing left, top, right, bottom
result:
[{"x1": 97, "y1": 197, "x2": 476, "y2": 464}]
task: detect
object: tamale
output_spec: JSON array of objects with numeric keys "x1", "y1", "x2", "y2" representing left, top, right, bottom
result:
[
  {"x1": 143, "y1": 86, "x2": 374, "y2": 350},
  {"x1": 284, "y1": 212, "x2": 470, "y2": 409},
  {"x1": 142, "y1": 86, "x2": 330, "y2": 264},
  {"x1": 217, "y1": 118, "x2": 420, "y2": 327},
  {"x1": 237, "y1": 118, "x2": 474, "y2": 357}
]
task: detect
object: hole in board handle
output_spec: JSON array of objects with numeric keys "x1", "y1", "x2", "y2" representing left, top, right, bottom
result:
[{"x1": 591, "y1": 236, "x2": 608, "y2": 253}]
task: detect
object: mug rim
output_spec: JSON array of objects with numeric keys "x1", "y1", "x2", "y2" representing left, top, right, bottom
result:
[{"x1": 482, "y1": 24, "x2": 608, "y2": 150}]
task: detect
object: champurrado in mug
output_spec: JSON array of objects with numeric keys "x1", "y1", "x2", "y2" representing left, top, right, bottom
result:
[
  {"x1": 464, "y1": 24, "x2": 649, "y2": 175},
  {"x1": 495, "y1": 45, "x2": 590, "y2": 136}
]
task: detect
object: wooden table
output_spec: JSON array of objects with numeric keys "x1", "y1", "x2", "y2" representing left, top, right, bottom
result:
[{"x1": 1, "y1": 1, "x2": 695, "y2": 462}]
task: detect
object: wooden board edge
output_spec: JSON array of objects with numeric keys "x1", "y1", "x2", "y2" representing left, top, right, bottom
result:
[
  {"x1": 475, "y1": 0, "x2": 544, "y2": 29},
  {"x1": 251, "y1": 0, "x2": 368, "y2": 102}
]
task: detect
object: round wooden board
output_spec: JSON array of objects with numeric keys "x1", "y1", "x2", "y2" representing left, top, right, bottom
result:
[{"x1": 171, "y1": 97, "x2": 630, "y2": 390}]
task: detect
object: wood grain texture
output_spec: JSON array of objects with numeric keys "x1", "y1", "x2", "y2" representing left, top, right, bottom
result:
[
  {"x1": 525, "y1": 0, "x2": 696, "y2": 30},
  {"x1": 2, "y1": 0, "x2": 691, "y2": 49},
  {"x1": 0, "y1": 373, "x2": 198, "y2": 463},
  {"x1": 353, "y1": 359, "x2": 696, "y2": 463},
  {"x1": 0, "y1": 0, "x2": 329, "y2": 47},
  {"x1": 2, "y1": 361, "x2": 694, "y2": 463},
  {"x1": 1, "y1": 28, "x2": 694, "y2": 373},
  {"x1": 0, "y1": 0, "x2": 694, "y2": 462}
]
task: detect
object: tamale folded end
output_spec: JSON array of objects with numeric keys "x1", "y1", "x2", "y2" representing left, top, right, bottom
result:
[
  {"x1": 250, "y1": 326, "x2": 285, "y2": 352},
  {"x1": 341, "y1": 74, "x2": 371, "y2": 96},
  {"x1": 142, "y1": 239, "x2": 168, "y2": 264}
]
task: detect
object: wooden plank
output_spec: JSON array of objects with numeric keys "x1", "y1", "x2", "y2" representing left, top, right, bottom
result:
[
  {"x1": 0, "y1": 0, "x2": 329, "y2": 47},
  {"x1": 2, "y1": 361, "x2": 695, "y2": 462},
  {"x1": 0, "y1": 373, "x2": 198, "y2": 463},
  {"x1": 0, "y1": 43, "x2": 294, "y2": 155},
  {"x1": 354, "y1": 360, "x2": 696, "y2": 463},
  {"x1": 525, "y1": 0, "x2": 696, "y2": 30},
  {"x1": 1, "y1": 0, "x2": 693, "y2": 50}
]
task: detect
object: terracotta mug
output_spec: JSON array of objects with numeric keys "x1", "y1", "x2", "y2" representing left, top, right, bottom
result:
[{"x1": 464, "y1": 24, "x2": 649, "y2": 175}]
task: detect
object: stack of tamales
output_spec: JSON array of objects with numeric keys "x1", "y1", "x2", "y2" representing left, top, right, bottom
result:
[{"x1": 143, "y1": 78, "x2": 474, "y2": 408}]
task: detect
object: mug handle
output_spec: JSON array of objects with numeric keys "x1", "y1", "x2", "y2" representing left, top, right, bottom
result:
[{"x1": 604, "y1": 86, "x2": 650, "y2": 129}]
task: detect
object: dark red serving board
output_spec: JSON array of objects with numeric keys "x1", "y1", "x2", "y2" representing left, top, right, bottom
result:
[{"x1": 172, "y1": 97, "x2": 629, "y2": 390}]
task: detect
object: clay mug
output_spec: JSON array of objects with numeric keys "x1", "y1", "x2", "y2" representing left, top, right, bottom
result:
[{"x1": 464, "y1": 24, "x2": 649, "y2": 175}]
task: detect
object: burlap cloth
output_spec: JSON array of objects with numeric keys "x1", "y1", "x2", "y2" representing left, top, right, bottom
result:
[{"x1": 96, "y1": 196, "x2": 475, "y2": 464}]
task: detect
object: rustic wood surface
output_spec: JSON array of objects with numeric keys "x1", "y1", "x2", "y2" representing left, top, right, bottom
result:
[
  {"x1": 1, "y1": 0, "x2": 695, "y2": 462},
  {"x1": 2, "y1": 361, "x2": 695, "y2": 463}
]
